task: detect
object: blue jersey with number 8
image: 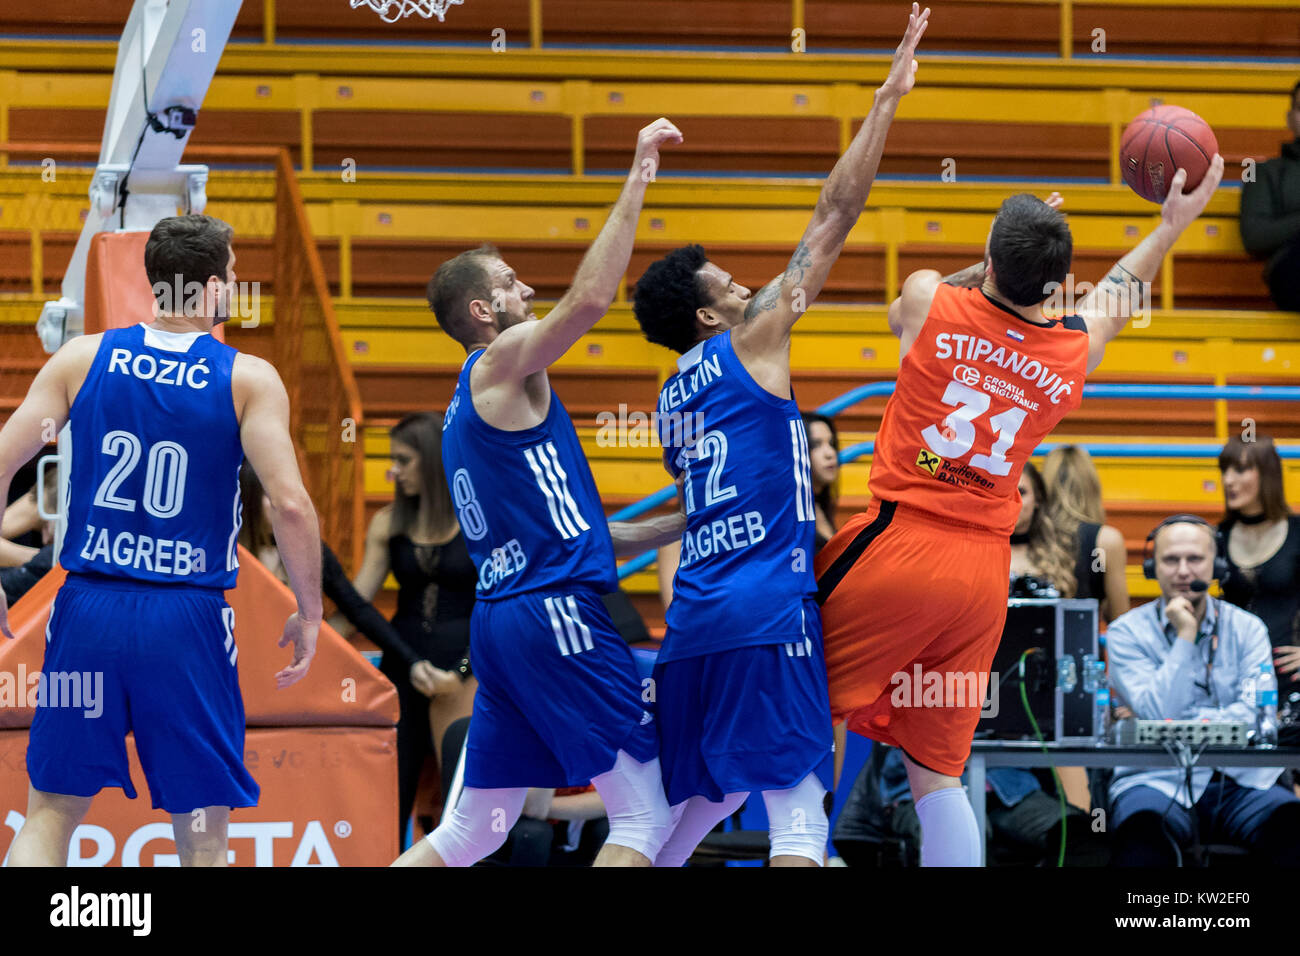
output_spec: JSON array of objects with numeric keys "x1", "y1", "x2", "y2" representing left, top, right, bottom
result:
[
  {"x1": 657, "y1": 331, "x2": 817, "y2": 663},
  {"x1": 60, "y1": 324, "x2": 244, "y2": 589},
  {"x1": 441, "y1": 349, "x2": 617, "y2": 601}
]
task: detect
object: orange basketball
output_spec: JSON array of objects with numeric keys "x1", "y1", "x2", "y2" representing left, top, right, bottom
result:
[{"x1": 1119, "y1": 105, "x2": 1219, "y2": 204}]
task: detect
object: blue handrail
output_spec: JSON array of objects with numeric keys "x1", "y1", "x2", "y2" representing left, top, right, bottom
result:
[{"x1": 614, "y1": 381, "x2": 1300, "y2": 578}]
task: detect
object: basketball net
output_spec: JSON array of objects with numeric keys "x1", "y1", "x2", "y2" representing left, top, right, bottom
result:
[{"x1": 350, "y1": 0, "x2": 465, "y2": 23}]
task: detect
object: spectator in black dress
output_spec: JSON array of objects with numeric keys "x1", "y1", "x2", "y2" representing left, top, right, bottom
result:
[
  {"x1": 1042, "y1": 445, "x2": 1130, "y2": 624},
  {"x1": 238, "y1": 460, "x2": 442, "y2": 689},
  {"x1": 1010, "y1": 462, "x2": 1076, "y2": 597},
  {"x1": 350, "y1": 412, "x2": 477, "y2": 846},
  {"x1": 801, "y1": 412, "x2": 841, "y2": 552},
  {"x1": 1218, "y1": 435, "x2": 1300, "y2": 711}
]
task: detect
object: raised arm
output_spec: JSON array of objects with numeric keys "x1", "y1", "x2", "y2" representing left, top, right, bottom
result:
[
  {"x1": 1077, "y1": 155, "x2": 1224, "y2": 374},
  {"x1": 474, "y1": 119, "x2": 682, "y2": 388},
  {"x1": 888, "y1": 269, "x2": 942, "y2": 359},
  {"x1": 234, "y1": 354, "x2": 323, "y2": 686},
  {"x1": 735, "y1": 4, "x2": 928, "y2": 358}
]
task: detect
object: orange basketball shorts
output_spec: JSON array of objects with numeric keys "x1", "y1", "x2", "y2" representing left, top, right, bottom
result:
[{"x1": 814, "y1": 498, "x2": 1011, "y2": 778}]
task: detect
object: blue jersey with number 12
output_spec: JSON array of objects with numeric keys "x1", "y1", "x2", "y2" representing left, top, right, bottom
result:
[
  {"x1": 657, "y1": 331, "x2": 818, "y2": 663},
  {"x1": 60, "y1": 324, "x2": 244, "y2": 589},
  {"x1": 441, "y1": 348, "x2": 617, "y2": 601}
]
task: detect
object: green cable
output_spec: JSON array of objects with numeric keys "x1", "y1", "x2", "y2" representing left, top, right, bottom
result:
[{"x1": 1016, "y1": 649, "x2": 1067, "y2": 867}]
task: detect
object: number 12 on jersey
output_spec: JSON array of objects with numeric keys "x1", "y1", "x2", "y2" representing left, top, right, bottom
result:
[
  {"x1": 677, "y1": 429, "x2": 736, "y2": 516},
  {"x1": 921, "y1": 380, "x2": 1027, "y2": 477},
  {"x1": 675, "y1": 422, "x2": 814, "y2": 521}
]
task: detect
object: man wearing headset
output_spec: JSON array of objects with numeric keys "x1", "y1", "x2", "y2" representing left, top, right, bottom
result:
[{"x1": 1105, "y1": 514, "x2": 1300, "y2": 865}]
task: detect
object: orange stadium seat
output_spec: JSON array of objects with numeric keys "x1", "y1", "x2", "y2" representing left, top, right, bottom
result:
[{"x1": 1, "y1": 0, "x2": 1297, "y2": 57}]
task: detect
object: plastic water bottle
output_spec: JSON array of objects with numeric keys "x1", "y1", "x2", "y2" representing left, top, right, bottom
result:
[
  {"x1": 1095, "y1": 681, "x2": 1112, "y2": 744},
  {"x1": 1256, "y1": 663, "x2": 1279, "y2": 749}
]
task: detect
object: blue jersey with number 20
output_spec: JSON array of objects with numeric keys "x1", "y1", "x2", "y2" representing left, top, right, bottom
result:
[{"x1": 60, "y1": 324, "x2": 244, "y2": 589}]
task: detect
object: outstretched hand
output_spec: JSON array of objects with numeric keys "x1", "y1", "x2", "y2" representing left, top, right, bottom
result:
[
  {"x1": 1161, "y1": 154, "x2": 1224, "y2": 233},
  {"x1": 1043, "y1": 191, "x2": 1064, "y2": 211},
  {"x1": 879, "y1": 3, "x2": 930, "y2": 100},
  {"x1": 633, "y1": 117, "x2": 684, "y2": 183}
]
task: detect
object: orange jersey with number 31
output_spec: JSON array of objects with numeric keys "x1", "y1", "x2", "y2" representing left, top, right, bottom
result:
[{"x1": 868, "y1": 283, "x2": 1090, "y2": 535}]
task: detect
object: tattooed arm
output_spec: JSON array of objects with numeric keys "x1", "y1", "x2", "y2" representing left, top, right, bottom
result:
[
  {"x1": 732, "y1": 5, "x2": 928, "y2": 369},
  {"x1": 1078, "y1": 155, "x2": 1223, "y2": 374},
  {"x1": 939, "y1": 261, "x2": 986, "y2": 288}
]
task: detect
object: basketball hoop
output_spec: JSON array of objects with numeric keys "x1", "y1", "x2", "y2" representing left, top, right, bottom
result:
[{"x1": 350, "y1": 0, "x2": 465, "y2": 23}]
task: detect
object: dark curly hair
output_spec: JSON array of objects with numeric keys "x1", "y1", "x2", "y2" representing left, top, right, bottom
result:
[{"x1": 632, "y1": 244, "x2": 710, "y2": 354}]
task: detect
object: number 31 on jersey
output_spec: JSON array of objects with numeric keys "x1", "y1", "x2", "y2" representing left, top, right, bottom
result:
[{"x1": 921, "y1": 380, "x2": 1027, "y2": 477}]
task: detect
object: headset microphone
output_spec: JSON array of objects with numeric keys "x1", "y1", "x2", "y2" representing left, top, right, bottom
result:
[{"x1": 1189, "y1": 581, "x2": 1209, "y2": 593}]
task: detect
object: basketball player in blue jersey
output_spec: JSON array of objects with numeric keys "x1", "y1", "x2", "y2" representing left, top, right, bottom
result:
[
  {"x1": 629, "y1": 5, "x2": 929, "y2": 866},
  {"x1": 391, "y1": 119, "x2": 685, "y2": 868},
  {"x1": 0, "y1": 214, "x2": 322, "y2": 866}
]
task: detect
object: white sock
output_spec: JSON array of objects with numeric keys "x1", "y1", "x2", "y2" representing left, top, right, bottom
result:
[{"x1": 914, "y1": 786, "x2": 981, "y2": 867}]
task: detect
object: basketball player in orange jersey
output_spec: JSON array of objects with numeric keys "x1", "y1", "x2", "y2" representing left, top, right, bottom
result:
[{"x1": 815, "y1": 156, "x2": 1225, "y2": 866}]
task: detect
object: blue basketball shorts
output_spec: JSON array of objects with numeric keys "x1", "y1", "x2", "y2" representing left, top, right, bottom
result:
[
  {"x1": 653, "y1": 601, "x2": 835, "y2": 806},
  {"x1": 26, "y1": 573, "x2": 259, "y2": 814},
  {"x1": 464, "y1": 589, "x2": 658, "y2": 790}
]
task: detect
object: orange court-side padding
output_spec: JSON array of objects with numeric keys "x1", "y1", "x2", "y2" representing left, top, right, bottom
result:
[
  {"x1": 0, "y1": 546, "x2": 399, "y2": 865},
  {"x1": 227, "y1": 543, "x2": 399, "y2": 726},
  {"x1": 83, "y1": 229, "x2": 224, "y2": 343},
  {"x1": 0, "y1": 726, "x2": 396, "y2": 866},
  {"x1": 0, "y1": 546, "x2": 399, "y2": 727}
]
